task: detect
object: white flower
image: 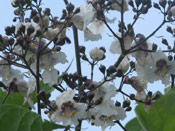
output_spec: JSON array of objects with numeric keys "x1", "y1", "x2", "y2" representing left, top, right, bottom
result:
[
  {"x1": 84, "y1": 28, "x2": 102, "y2": 41},
  {"x1": 136, "y1": 51, "x2": 175, "y2": 86},
  {"x1": 14, "y1": 78, "x2": 35, "y2": 109},
  {"x1": 125, "y1": 76, "x2": 147, "y2": 92},
  {"x1": 88, "y1": 16, "x2": 116, "y2": 36},
  {"x1": 93, "y1": 82, "x2": 117, "y2": 102},
  {"x1": 89, "y1": 47, "x2": 105, "y2": 61},
  {"x1": 89, "y1": 82, "x2": 118, "y2": 117},
  {"x1": 56, "y1": 90, "x2": 75, "y2": 106},
  {"x1": 31, "y1": 51, "x2": 68, "y2": 73},
  {"x1": 89, "y1": 20, "x2": 104, "y2": 35},
  {"x1": 116, "y1": 56, "x2": 130, "y2": 74},
  {"x1": 135, "y1": 90, "x2": 147, "y2": 101},
  {"x1": 50, "y1": 90, "x2": 87, "y2": 126},
  {"x1": 44, "y1": 24, "x2": 66, "y2": 40},
  {"x1": 71, "y1": 4, "x2": 96, "y2": 30},
  {"x1": 110, "y1": 34, "x2": 133, "y2": 54},
  {"x1": 111, "y1": 0, "x2": 129, "y2": 12},
  {"x1": 90, "y1": 106, "x2": 126, "y2": 131},
  {"x1": 42, "y1": 68, "x2": 59, "y2": 86},
  {"x1": 132, "y1": 40, "x2": 152, "y2": 64}
]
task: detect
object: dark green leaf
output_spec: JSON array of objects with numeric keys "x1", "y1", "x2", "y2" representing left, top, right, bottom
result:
[
  {"x1": 0, "y1": 104, "x2": 43, "y2": 131},
  {"x1": 135, "y1": 89, "x2": 175, "y2": 131},
  {"x1": 0, "y1": 88, "x2": 24, "y2": 105},
  {"x1": 125, "y1": 118, "x2": 143, "y2": 131},
  {"x1": 40, "y1": 81, "x2": 54, "y2": 93},
  {"x1": 43, "y1": 120, "x2": 67, "y2": 131}
]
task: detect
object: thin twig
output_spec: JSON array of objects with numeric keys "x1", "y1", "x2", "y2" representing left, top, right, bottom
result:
[
  {"x1": 1, "y1": 89, "x2": 11, "y2": 104},
  {"x1": 171, "y1": 74, "x2": 174, "y2": 89},
  {"x1": 114, "y1": 120, "x2": 127, "y2": 131},
  {"x1": 72, "y1": 25, "x2": 82, "y2": 131}
]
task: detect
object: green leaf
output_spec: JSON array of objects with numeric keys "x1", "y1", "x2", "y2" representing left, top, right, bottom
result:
[
  {"x1": 0, "y1": 89, "x2": 24, "y2": 105},
  {"x1": 40, "y1": 81, "x2": 54, "y2": 93},
  {"x1": 0, "y1": 104, "x2": 43, "y2": 131},
  {"x1": 33, "y1": 81, "x2": 54, "y2": 104},
  {"x1": 43, "y1": 120, "x2": 67, "y2": 131},
  {"x1": 135, "y1": 89, "x2": 175, "y2": 131},
  {"x1": 125, "y1": 118, "x2": 143, "y2": 131}
]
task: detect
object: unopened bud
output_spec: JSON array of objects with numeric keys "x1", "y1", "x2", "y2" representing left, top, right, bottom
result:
[
  {"x1": 167, "y1": 26, "x2": 173, "y2": 34},
  {"x1": 66, "y1": 3, "x2": 74, "y2": 13},
  {"x1": 162, "y1": 38, "x2": 168, "y2": 46},
  {"x1": 115, "y1": 101, "x2": 121, "y2": 107},
  {"x1": 79, "y1": 46, "x2": 86, "y2": 54},
  {"x1": 153, "y1": 3, "x2": 161, "y2": 10},
  {"x1": 152, "y1": 43, "x2": 158, "y2": 51},
  {"x1": 99, "y1": 64, "x2": 106, "y2": 74},
  {"x1": 122, "y1": 100, "x2": 131, "y2": 108},
  {"x1": 125, "y1": 106, "x2": 132, "y2": 111},
  {"x1": 128, "y1": 0, "x2": 134, "y2": 8},
  {"x1": 159, "y1": 0, "x2": 167, "y2": 9}
]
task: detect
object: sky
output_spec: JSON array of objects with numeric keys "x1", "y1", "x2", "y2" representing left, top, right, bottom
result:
[{"x1": 0, "y1": 0, "x2": 172, "y2": 131}]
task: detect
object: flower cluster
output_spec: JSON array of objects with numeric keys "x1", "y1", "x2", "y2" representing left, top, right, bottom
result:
[{"x1": 1, "y1": 0, "x2": 175, "y2": 131}]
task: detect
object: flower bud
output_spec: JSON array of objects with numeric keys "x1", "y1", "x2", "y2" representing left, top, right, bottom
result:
[
  {"x1": 54, "y1": 46, "x2": 61, "y2": 52},
  {"x1": 33, "y1": 15, "x2": 40, "y2": 23},
  {"x1": 89, "y1": 47, "x2": 105, "y2": 61},
  {"x1": 130, "y1": 94, "x2": 135, "y2": 100},
  {"x1": 130, "y1": 61, "x2": 135, "y2": 69},
  {"x1": 87, "y1": 92, "x2": 95, "y2": 102},
  {"x1": 5, "y1": 26, "x2": 15, "y2": 36},
  {"x1": 135, "y1": 0, "x2": 141, "y2": 7},
  {"x1": 115, "y1": 101, "x2": 121, "y2": 107},
  {"x1": 94, "y1": 97, "x2": 103, "y2": 105},
  {"x1": 64, "y1": 36, "x2": 71, "y2": 44},
  {"x1": 152, "y1": 43, "x2": 158, "y2": 51},
  {"x1": 128, "y1": 0, "x2": 134, "y2": 8},
  {"x1": 27, "y1": 25, "x2": 35, "y2": 36},
  {"x1": 79, "y1": 46, "x2": 86, "y2": 54},
  {"x1": 8, "y1": 37, "x2": 14, "y2": 45},
  {"x1": 148, "y1": 91, "x2": 152, "y2": 97},
  {"x1": 107, "y1": 65, "x2": 116, "y2": 74},
  {"x1": 30, "y1": 10, "x2": 37, "y2": 18},
  {"x1": 66, "y1": 3, "x2": 74, "y2": 13},
  {"x1": 168, "y1": 55, "x2": 173, "y2": 61},
  {"x1": 152, "y1": 93, "x2": 160, "y2": 100},
  {"x1": 159, "y1": 0, "x2": 167, "y2": 9},
  {"x1": 125, "y1": 106, "x2": 132, "y2": 111},
  {"x1": 74, "y1": 7, "x2": 80, "y2": 14},
  {"x1": 162, "y1": 38, "x2": 168, "y2": 46},
  {"x1": 153, "y1": 2, "x2": 161, "y2": 10},
  {"x1": 99, "y1": 64, "x2": 106, "y2": 74},
  {"x1": 43, "y1": 8, "x2": 50, "y2": 16},
  {"x1": 122, "y1": 100, "x2": 131, "y2": 108},
  {"x1": 166, "y1": 26, "x2": 173, "y2": 34},
  {"x1": 81, "y1": 54, "x2": 88, "y2": 61},
  {"x1": 99, "y1": 46, "x2": 106, "y2": 53}
]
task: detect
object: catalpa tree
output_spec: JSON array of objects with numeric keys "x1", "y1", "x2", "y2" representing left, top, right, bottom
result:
[{"x1": 0, "y1": 0, "x2": 175, "y2": 131}]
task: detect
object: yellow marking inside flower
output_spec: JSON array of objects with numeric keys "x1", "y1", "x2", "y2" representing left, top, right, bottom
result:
[
  {"x1": 108, "y1": 116, "x2": 112, "y2": 120},
  {"x1": 7, "y1": 75, "x2": 11, "y2": 79},
  {"x1": 100, "y1": 117, "x2": 105, "y2": 121},
  {"x1": 29, "y1": 93, "x2": 33, "y2": 97},
  {"x1": 157, "y1": 70, "x2": 168, "y2": 77},
  {"x1": 71, "y1": 112, "x2": 75, "y2": 117},
  {"x1": 63, "y1": 113, "x2": 67, "y2": 117},
  {"x1": 31, "y1": 43, "x2": 36, "y2": 49}
]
